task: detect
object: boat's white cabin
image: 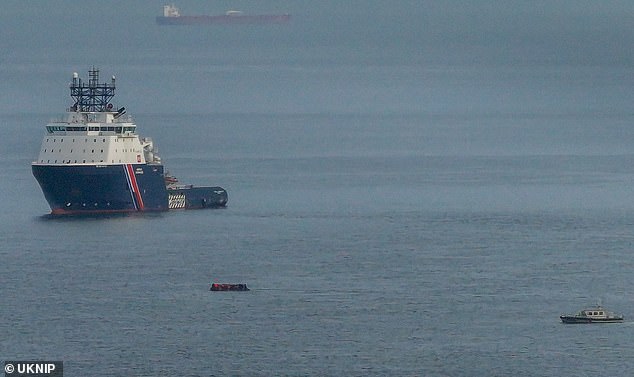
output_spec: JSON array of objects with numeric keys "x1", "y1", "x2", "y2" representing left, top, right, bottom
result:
[{"x1": 578, "y1": 307, "x2": 608, "y2": 318}]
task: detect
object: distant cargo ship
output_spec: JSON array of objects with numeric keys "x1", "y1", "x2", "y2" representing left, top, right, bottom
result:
[{"x1": 156, "y1": 4, "x2": 290, "y2": 25}]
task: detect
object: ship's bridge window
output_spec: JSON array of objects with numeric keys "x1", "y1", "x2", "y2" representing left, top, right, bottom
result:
[{"x1": 46, "y1": 125, "x2": 66, "y2": 133}]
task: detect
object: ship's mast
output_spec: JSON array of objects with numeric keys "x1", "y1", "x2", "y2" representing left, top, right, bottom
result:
[{"x1": 70, "y1": 67, "x2": 116, "y2": 112}]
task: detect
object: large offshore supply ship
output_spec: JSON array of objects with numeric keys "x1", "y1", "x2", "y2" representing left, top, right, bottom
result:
[
  {"x1": 32, "y1": 68, "x2": 228, "y2": 215},
  {"x1": 156, "y1": 4, "x2": 290, "y2": 25}
]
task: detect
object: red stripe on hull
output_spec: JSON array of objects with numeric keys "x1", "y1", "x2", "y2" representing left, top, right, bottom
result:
[{"x1": 126, "y1": 164, "x2": 145, "y2": 211}]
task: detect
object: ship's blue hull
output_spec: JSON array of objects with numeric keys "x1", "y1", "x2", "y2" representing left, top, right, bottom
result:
[
  {"x1": 167, "y1": 186, "x2": 228, "y2": 209},
  {"x1": 33, "y1": 164, "x2": 228, "y2": 215},
  {"x1": 32, "y1": 163, "x2": 169, "y2": 214}
]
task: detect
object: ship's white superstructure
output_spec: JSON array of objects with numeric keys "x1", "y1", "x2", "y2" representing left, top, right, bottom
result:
[
  {"x1": 36, "y1": 114, "x2": 151, "y2": 165},
  {"x1": 163, "y1": 4, "x2": 180, "y2": 17}
]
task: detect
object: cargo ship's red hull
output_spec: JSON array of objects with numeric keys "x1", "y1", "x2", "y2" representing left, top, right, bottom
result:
[{"x1": 156, "y1": 14, "x2": 290, "y2": 25}]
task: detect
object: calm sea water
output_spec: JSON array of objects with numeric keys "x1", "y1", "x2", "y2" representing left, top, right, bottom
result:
[{"x1": 2, "y1": 2, "x2": 634, "y2": 376}]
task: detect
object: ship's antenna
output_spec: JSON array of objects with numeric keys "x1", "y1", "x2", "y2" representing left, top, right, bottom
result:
[{"x1": 70, "y1": 67, "x2": 116, "y2": 112}]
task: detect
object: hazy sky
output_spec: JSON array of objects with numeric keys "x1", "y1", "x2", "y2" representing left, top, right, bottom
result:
[{"x1": 1, "y1": 0, "x2": 632, "y2": 66}]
